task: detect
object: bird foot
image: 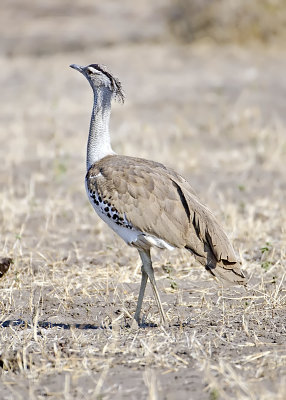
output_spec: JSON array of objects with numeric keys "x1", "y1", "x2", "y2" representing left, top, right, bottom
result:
[{"x1": 130, "y1": 318, "x2": 140, "y2": 331}]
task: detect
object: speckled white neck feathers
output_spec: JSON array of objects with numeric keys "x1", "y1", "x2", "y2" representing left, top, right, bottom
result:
[{"x1": 87, "y1": 87, "x2": 114, "y2": 171}]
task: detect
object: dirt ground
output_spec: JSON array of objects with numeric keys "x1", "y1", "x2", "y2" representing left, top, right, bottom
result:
[{"x1": 0, "y1": 1, "x2": 286, "y2": 399}]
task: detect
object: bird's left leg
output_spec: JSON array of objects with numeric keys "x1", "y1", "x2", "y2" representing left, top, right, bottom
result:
[
  {"x1": 138, "y1": 249, "x2": 167, "y2": 325},
  {"x1": 133, "y1": 264, "x2": 148, "y2": 325}
]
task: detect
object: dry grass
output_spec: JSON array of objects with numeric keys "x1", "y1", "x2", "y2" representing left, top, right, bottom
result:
[
  {"x1": 168, "y1": 0, "x2": 286, "y2": 44},
  {"x1": 0, "y1": 6, "x2": 286, "y2": 398}
]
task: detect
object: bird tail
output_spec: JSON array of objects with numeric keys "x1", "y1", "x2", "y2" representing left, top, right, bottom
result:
[
  {"x1": 186, "y1": 248, "x2": 247, "y2": 287},
  {"x1": 205, "y1": 259, "x2": 247, "y2": 287}
]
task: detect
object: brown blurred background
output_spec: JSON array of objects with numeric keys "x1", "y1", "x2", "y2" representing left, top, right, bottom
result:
[{"x1": 1, "y1": 0, "x2": 286, "y2": 56}]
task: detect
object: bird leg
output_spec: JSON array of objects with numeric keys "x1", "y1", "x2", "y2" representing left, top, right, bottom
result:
[
  {"x1": 133, "y1": 265, "x2": 148, "y2": 325},
  {"x1": 134, "y1": 249, "x2": 167, "y2": 325}
]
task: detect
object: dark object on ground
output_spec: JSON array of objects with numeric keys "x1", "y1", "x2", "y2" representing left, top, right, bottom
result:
[{"x1": 0, "y1": 257, "x2": 12, "y2": 278}]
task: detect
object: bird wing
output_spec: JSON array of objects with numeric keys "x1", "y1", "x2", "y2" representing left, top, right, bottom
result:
[
  {"x1": 183, "y1": 191, "x2": 238, "y2": 263},
  {"x1": 87, "y1": 155, "x2": 237, "y2": 263},
  {"x1": 87, "y1": 155, "x2": 191, "y2": 247}
]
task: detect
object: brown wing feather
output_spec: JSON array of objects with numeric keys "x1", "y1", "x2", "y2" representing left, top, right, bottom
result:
[
  {"x1": 87, "y1": 155, "x2": 246, "y2": 284},
  {"x1": 175, "y1": 180, "x2": 246, "y2": 284},
  {"x1": 90, "y1": 155, "x2": 192, "y2": 247}
]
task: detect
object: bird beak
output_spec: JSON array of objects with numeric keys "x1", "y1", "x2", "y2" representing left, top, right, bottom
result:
[{"x1": 70, "y1": 64, "x2": 84, "y2": 73}]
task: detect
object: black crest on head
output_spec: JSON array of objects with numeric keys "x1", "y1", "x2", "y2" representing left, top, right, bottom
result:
[{"x1": 88, "y1": 64, "x2": 125, "y2": 103}]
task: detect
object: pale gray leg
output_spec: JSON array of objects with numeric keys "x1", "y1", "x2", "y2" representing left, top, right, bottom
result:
[
  {"x1": 133, "y1": 266, "x2": 148, "y2": 324},
  {"x1": 135, "y1": 249, "x2": 166, "y2": 325}
]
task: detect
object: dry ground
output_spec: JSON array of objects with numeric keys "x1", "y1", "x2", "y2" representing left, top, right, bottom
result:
[{"x1": 1, "y1": 2, "x2": 286, "y2": 400}]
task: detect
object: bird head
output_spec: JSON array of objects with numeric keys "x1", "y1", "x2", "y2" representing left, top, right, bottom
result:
[{"x1": 70, "y1": 63, "x2": 124, "y2": 103}]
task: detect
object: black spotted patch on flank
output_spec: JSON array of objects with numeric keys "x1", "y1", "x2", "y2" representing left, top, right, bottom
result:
[{"x1": 88, "y1": 190, "x2": 133, "y2": 229}]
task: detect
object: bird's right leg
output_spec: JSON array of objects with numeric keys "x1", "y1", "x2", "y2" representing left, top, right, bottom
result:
[{"x1": 138, "y1": 249, "x2": 167, "y2": 325}]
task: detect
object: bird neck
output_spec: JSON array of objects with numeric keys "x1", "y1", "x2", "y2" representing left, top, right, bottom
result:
[{"x1": 87, "y1": 87, "x2": 114, "y2": 171}]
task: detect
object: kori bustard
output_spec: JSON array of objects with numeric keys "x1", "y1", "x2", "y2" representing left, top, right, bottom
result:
[{"x1": 70, "y1": 63, "x2": 247, "y2": 326}]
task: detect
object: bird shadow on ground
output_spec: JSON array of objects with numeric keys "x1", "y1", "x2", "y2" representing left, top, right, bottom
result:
[
  {"x1": 0, "y1": 319, "x2": 103, "y2": 330},
  {"x1": 0, "y1": 319, "x2": 194, "y2": 330}
]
